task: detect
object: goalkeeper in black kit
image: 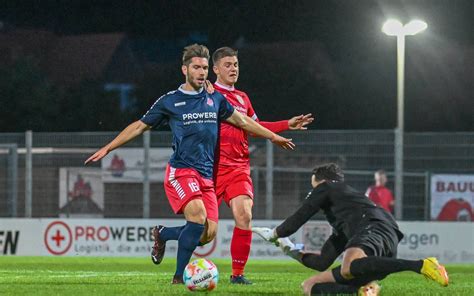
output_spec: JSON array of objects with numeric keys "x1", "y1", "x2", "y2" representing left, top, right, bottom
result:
[{"x1": 253, "y1": 163, "x2": 449, "y2": 296}]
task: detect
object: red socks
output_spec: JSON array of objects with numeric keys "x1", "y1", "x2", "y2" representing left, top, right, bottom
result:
[{"x1": 231, "y1": 227, "x2": 252, "y2": 276}]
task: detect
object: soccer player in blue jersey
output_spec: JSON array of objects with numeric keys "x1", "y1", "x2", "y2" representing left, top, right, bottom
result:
[{"x1": 85, "y1": 44, "x2": 294, "y2": 284}]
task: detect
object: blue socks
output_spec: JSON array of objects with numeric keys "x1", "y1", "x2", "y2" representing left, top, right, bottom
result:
[
  {"x1": 175, "y1": 221, "x2": 205, "y2": 277},
  {"x1": 160, "y1": 225, "x2": 185, "y2": 241}
]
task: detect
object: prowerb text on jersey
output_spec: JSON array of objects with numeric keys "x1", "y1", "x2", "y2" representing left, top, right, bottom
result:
[{"x1": 182, "y1": 112, "x2": 217, "y2": 120}]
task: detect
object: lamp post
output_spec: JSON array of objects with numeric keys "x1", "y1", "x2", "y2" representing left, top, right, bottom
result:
[{"x1": 382, "y1": 19, "x2": 427, "y2": 220}]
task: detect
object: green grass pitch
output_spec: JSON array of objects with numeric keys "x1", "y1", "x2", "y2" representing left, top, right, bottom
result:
[{"x1": 0, "y1": 257, "x2": 472, "y2": 295}]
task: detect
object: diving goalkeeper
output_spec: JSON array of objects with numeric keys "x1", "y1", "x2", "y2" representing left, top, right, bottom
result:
[{"x1": 253, "y1": 163, "x2": 449, "y2": 295}]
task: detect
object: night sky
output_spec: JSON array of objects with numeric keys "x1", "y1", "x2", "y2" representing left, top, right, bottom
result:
[{"x1": 1, "y1": 0, "x2": 473, "y2": 131}]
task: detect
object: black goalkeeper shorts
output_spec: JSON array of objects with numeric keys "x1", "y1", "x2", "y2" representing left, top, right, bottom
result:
[{"x1": 345, "y1": 220, "x2": 400, "y2": 258}]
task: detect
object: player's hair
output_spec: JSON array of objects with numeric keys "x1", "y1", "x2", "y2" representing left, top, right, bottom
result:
[
  {"x1": 312, "y1": 163, "x2": 344, "y2": 182},
  {"x1": 375, "y1": 169, "x2": 386, "y2": 176},
  {"x1": 182, "y1": 44, "x2": 210, "y2": 66},
  {"x1": 212, "y1": 47, "x2": 238, "y2": 64}
]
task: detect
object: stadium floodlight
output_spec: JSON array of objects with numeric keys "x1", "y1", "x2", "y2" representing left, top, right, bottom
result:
[
  {"x1": 382, "y1": 19, "x2": 404, "y2": 36},
  {"x1": 382, "y1": 19, "x2": 427, "y2": 220},
  {"x1": 403, "y1": 20, "x2": 428, "y2": 36},
  {"x1": 382, "y1": 19, "x2": 427, "y2": 36}
]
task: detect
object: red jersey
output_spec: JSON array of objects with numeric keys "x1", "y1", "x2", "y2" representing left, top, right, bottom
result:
[
  {"x1": 214, "y1": 82, "x2": 289, "y2": 168},
  {"x1": 365, "y1": 185, "x2": 394, "y2": 213}
]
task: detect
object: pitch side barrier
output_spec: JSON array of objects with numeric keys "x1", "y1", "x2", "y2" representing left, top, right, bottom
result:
[{"x1": 0, "y1": 219, "x2": 472, "y2": 263}]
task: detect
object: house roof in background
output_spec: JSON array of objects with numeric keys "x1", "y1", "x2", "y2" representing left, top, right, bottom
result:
[
  {"x1": 46, "y1": 33, "x2": 126, "y2": 84},
  {"x1": 0, "y1": 29, "x2": 126, "y2": 85}
]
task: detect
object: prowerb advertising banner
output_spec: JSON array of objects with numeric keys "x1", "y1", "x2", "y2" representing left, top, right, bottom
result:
[
  {"x1": 0, "y1": 219, "x2": 300, "y2": 259},
  {"x1": 430, "y1": 174, "x2": 474, "y2": 221},
  {"x1": 1, "y1": 219, "x2": 473, "y2": 263}
]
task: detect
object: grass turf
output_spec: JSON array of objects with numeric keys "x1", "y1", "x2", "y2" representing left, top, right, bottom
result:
[{"x1": 0, "y1": 257, "x2": 472, "y2": 295}]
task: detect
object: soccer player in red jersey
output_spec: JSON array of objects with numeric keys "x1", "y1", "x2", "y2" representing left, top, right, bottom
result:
[
  {"x1": 211, "y1": 47, "x2": 314, "y2": 284},
  {"x1": 365, "y1": 170, "x2": 394, "y2": 214}
]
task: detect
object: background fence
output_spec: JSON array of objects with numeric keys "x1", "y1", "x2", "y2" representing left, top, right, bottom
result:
[{"x1": 0, "y1": 130, "x2": 473, "y2": 221}]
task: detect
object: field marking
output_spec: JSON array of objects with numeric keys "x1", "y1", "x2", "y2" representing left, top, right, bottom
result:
[{"x1": 0, "y1": 270, "x2": 170, "y2": 279}]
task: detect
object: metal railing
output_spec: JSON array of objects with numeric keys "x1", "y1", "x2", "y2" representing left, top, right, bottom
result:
[{"x1": 0, "y1": 130, "x2": 472, "y2": 221}]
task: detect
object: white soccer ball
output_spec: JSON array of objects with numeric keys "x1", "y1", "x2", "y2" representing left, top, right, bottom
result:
[{"x1": 183, "y1": 258, "x2": 219, "y2": 292}]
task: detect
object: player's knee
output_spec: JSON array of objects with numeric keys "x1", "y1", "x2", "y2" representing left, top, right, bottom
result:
[
  {"x1": 185, "y1": 206, "x2": 206, "y2": 224},
  {"x1": 187, "y1": 211, "x2": 206, "y2": 224},
  {"x1": 234, "y1": 209, "x2": 252, "y2": 229},
  {"x1": 196, "y1": 215, "x2": 207, "y2": 225},
  {"x1": 340, "y1": 266, "x2": 353, "y2": 280},
  {"x1": 301, "y1": 281, "x2": 312, "y2": 296},
  {"x1": 184, "y1": 202, "x2": 207, "y2": 224}
]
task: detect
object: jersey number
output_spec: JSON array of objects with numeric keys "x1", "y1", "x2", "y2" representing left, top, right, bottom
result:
[{"x1": 188, "y1": 182, "x2": 200, "y2": 193}]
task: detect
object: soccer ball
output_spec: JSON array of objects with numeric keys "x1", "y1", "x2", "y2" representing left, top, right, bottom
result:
[{"x1": 183, "y1": 258, "x2": 219, "y2": 292}]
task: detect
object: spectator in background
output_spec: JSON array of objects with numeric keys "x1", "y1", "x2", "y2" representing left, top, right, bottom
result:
[{"x1": 365, "y1": 170, "x2": 394, "y2": 213}]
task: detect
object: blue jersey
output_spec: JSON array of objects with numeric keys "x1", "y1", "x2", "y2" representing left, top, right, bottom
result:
[{"x1": 141, "y1": 85, "x2": 235, "y2": 179}]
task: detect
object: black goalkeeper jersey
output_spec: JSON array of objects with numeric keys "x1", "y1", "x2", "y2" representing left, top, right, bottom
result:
[{"x1": 276, "y1": 181, "x2": 402, "y2": 240}]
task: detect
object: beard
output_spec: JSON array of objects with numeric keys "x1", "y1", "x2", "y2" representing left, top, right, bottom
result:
[{"x1": 187, "y1": 72, "x2": 205, "y2": 91}]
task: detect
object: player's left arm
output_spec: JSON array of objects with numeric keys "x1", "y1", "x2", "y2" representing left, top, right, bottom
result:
[
  {"x1": 259, "y1": 114, "x2": 314, "y2": 133},
  {"x1": 246, "y1": 96, "x2": 314, "y2": 134},
  {"x1": 225, "y1": 109, "x2": 295, "y2": 150},
  {"x1": 275, "y1": 186, "x2": 329, "y2": 238},
  {"x1": 254, "y1": 185, "x2": 329, "y2": 242}
]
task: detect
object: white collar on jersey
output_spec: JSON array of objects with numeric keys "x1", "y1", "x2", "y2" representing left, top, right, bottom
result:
[
  {"x1": 178, "y1": 84, "x2": 204, "y2": 95},
  {"x1": 214, "y1": 81, "x2": 235, "y2": 91}
]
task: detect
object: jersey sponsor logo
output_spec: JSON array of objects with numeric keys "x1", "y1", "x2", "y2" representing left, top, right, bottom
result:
[
  {"x1": 174, "y1": 101, "x2": 186, "y2": 107},
  {"x1": 182, "y1": 112, "x2": 217, "y2": 120}
]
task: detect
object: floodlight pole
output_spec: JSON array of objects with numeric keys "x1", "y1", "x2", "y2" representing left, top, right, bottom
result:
[
  {"x1": 383, "y1": 19, "x2": 426, "y2": 220},
  {"x1": 394, "y1": 34, "x2": 405, "y2": 220},
  {"x1": 143, "y1": 131, "x2": 150, "y2": 218}
]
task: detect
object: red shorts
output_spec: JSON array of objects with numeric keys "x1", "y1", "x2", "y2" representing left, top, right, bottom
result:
[
  {"x1": 164, "y1": 164, "x2": 218, "y2": 222},
  {"x1": 215, "y1": 166, "x2": 254, "y2": 206}
]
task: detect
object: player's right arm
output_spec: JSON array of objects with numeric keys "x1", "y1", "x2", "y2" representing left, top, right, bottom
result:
[
  {"x1": 85, "y1": 94, "x2": 167, "y2": 165},
  {"x1": 85, "y1": 120, "x2": 150, "y2": 164}
]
